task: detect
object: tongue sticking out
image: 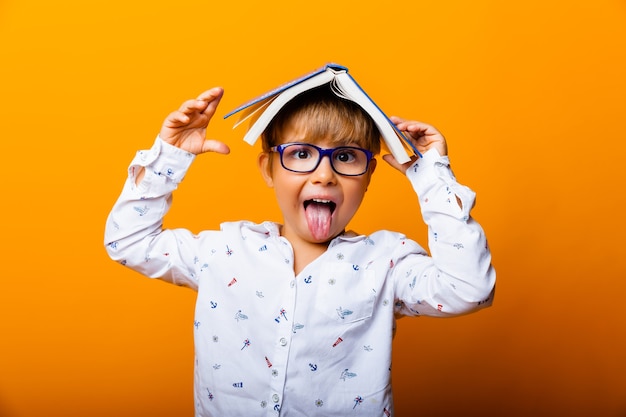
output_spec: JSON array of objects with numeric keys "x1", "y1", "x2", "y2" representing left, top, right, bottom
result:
[{"x1": 305, "y1": 201, "x2": 333, "y2": 241}]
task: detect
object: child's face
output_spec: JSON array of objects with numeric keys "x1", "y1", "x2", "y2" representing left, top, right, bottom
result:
[{"x1": 258, "y1": 118, "x2": 377, "y2": 245}]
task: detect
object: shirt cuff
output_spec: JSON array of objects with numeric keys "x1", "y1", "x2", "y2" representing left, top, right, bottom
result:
[
  {"x1": 405, "y1": 148, "x2": 451, "y2": 189},
  {"x1": 129, "y1": 136, "x2": 196, "y2": 193},
  {"x1": 405, "y1": 149, "x2": 476, "y2": 222}
]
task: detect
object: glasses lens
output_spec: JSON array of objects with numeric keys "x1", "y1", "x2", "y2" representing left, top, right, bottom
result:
[
  {"x1": 280, "y1": 144, "x2": 319, "y2": 172},
  {"x1": 331, "y1": 147, "x2": 369, "y2": 175}
]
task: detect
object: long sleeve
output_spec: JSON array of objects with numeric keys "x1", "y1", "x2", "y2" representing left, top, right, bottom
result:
[
  {"x1": 104, "y1": 137, "x2": 203, "y2": 289},
  {"x1": 392, "y1": 148, "x2": 496, "y2": 317},
  {"x1": 103, "y1": 139, "x2": 496, "y2": 415}
]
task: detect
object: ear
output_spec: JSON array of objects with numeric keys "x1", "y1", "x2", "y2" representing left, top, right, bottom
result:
[
  {"x1": 368, "y1": 157, "x2": 377, "y2": 176},
  {"x1": 257, "y1": 152, "x2": 274, "y2": 188},
  {"x1": 364, "y1": 158, "x2": 377, "y2": 190}
]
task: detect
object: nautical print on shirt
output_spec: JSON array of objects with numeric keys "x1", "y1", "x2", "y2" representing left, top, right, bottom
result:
[{"x1": 105, "y1": 137, "x2": 495, "y2": 416}]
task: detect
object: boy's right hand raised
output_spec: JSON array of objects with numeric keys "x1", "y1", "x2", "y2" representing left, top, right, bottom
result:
[{"x1": 159, "y1": 87, "x2": 230, "y2": 156}]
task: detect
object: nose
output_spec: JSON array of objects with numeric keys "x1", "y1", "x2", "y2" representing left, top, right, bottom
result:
[{"x1": 310, "y1": 154, "x2": 337, "y2": 185}]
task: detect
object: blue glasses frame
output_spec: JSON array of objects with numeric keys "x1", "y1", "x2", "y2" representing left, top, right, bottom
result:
[{"x1": 270, "y1": 142, "x2": 374, "y2": 176}]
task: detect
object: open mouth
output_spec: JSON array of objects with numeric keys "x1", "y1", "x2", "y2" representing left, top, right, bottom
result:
[{"x1": 303, "y1": 198, "x2": 337, "y2": 214}]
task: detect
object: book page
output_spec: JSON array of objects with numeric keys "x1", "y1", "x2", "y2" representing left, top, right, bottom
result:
[
  {"x1": 334, "y1": 73, "x2": 414, "y2": 163},
  {"x1": 231, "y1": 96, "x2": 276, "y2": 130}
]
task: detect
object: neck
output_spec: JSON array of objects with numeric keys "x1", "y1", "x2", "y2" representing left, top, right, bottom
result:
[
  {"x1": 280, "y1": 227, "x2": 336, "y2": 275},
  {"x1": 293, "y1": 238, "x2": 330, "y2": 276}
]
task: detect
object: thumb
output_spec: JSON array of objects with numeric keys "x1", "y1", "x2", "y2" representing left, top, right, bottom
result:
[
  {"x1": 200, "y1": 139, "x2": 231, "y2": 155},
  {"x1": 382, "y1": 154, "x2": 408, "y2": 174}
]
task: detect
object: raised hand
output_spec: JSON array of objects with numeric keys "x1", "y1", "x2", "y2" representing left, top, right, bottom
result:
[
  {"x1": 159, "y1": 87, "x2": 230, "y2": 156},
  {"x1": 383, "y1": 117, "x2": 448, "y2": 174}
]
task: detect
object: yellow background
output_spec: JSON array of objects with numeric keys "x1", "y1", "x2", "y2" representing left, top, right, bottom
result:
[{"x1": 1, "y1": 0, "x2": 625, "y2": 416}]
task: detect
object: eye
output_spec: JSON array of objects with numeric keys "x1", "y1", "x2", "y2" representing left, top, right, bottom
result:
[
  {"x1": 334, "y1": 149, "x2": 358, "y2": 164},
  {"x1": 285, "y1": 145, "x2": 314, "y2": 160}
]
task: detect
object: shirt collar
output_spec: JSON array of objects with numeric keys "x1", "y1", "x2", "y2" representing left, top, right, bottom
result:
[{"x1": 242, "y1": 222, "x2": 368, "y2": 244}]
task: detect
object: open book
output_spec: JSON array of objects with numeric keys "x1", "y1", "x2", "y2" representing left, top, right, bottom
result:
[{"x1": 223, "y1": 63, "x2": 419, "y2": 164}]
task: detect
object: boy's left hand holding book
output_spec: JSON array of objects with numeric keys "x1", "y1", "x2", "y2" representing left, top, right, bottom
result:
[{"x1": 383, "y1": 116, "x2": 448, "y2": 174}]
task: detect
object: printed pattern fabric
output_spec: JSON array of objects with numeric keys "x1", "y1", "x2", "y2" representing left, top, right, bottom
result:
[{"x1": 105, "y1": 137, "x2": 495, "y2": 416}]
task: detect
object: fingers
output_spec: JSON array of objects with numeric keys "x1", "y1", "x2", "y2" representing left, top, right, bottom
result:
[
  {"x1": 196, "y1": 87, "x2": 224, "y2": 116},
  {"x1": 390, "y1": 116, "x2": 448, "y2": 156},
  {"x1": 163, "y1": 88, "x2": 224, "y2": 129},
  {"x1": 197, "y1": 87, "x2": 224, "y2": 103},
  {"x1": 176, "y1": 87, "x2": 223, "y2": 117},
  {"x1": 163, "y1": 110, "x2": 192, "y2": 127},
  {"x1": 391, "y1": 117, "x2": 440, "y2": 137}
]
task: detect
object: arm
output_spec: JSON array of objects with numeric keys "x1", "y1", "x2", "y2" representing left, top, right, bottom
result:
[
  {"x1": 104, "y1": 88, "x2": 229, "y2": 289},
  {"x1": 385, "y1": 119, "x2": 495, "y2": 317}
]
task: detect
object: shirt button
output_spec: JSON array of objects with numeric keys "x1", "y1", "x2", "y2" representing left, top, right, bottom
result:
[
  {"x1": 279, "y1": 337, "x2": 288, "y2": 346},
  {"x1": 272, "y1": 394, "x2": 280, "y2": 403}
]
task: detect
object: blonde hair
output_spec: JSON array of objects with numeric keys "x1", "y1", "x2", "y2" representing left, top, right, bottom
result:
[{"x1": 261, "y1": 85, "x2": 381, "y2": 155}]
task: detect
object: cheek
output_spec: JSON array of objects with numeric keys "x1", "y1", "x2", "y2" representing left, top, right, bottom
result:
[
  {"x1": 272, "y1": 176, "x2": 301, "y2": 209},
  {"x1": 341, "y1": 182, "x2": 369, "y2": 214}
]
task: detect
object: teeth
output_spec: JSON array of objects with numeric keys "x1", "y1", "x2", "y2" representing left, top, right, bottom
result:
[{"x1": 305, "y1": 199, "x2": 336, "y2": 214}]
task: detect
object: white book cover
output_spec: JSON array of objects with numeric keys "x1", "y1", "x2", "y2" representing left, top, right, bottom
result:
[{"x1": 224, "y1": 63, "x2": 418, "y2": 164}]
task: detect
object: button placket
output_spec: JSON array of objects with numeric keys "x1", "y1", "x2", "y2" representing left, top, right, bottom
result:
[{"x1": 266, "y1": 272, "x2": 296, "y2": 416}]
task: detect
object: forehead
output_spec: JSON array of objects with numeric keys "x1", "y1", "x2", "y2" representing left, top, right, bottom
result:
[{"x1": 276, "y1": 113, "x2": 367, "y2": 148}]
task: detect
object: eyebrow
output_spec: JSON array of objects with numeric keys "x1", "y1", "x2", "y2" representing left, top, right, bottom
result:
[{"x1": 295, "y1": 134, "x2": 367, "y2": 148}]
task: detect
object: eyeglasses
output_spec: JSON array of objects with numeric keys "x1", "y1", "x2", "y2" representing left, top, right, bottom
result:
[{"x1": 270, "y1": 143, "x2": 374, "y2": 176}]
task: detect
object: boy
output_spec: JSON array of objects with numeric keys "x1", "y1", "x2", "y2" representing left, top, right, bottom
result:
[{"x1": 105, "y1": 84, "x2": 495, "y2": 416}]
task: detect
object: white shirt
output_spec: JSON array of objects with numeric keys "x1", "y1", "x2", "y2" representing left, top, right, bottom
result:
[{"x1": 105, "y1": 138, "x2": 495, "y2": 416}]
